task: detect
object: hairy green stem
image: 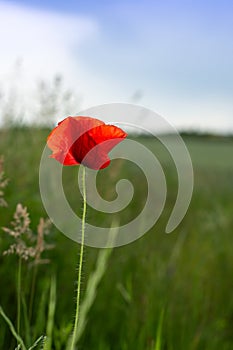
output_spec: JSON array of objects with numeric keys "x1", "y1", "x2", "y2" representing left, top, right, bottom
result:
[{"x1": 70, "y1": 165, "x2": 86, "y2": 350}]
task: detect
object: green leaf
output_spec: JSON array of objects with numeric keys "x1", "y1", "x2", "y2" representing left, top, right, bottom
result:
[{"x1": 0, "y1": 305, "x2": 26, "y2": 350}]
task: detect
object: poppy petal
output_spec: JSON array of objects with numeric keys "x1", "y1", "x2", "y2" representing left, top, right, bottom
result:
[
  {"x1": 78, "y1": 125, "x2": 127, "y2": 169},
  {"x1": 47, "y1": 116, "x2": 127, "y2": 170},
  {"x1": 48, "y1": 117, "x2": 99, "y2": 164}
]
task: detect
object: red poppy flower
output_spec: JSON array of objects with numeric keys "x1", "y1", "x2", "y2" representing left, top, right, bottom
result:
[{"x1": 47, "y1": 116, "x2": 127, "y2": 170}]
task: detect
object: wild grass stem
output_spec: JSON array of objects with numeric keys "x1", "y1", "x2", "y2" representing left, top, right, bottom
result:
[
  {"x1": 17, "y1": 257, "x2": 22, "y2": 336},
  {"x1": 29, "y1": 264, "x2": 38, "y2": 322}
]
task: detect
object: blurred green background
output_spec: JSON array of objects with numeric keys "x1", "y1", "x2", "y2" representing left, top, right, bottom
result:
[{"x1": 0, "y1": 126, "x2": 233, "y2": 349}]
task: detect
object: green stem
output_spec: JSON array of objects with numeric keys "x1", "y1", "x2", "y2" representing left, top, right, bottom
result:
[
  {"x1": 70, "y1": 165, "x2": 87, "y2": 350},
  {"x1": 17, "y1": 257, "x2": 22, "y2": 336},
  {"x1": 29, "y1": 264, "x2": 38, "y2": 322}
]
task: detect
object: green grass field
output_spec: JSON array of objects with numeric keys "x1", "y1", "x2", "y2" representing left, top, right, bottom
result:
[{"x1": 0, "y1": 127, "x2": 233, "y2": 349}]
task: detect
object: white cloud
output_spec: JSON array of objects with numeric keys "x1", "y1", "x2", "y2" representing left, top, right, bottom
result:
[
  {"x1": 0, "y1": 1, "x2": 98, "y2": 80},
  {"x1": 0, "y1": 1, "x2": 101, "y2": 123}
]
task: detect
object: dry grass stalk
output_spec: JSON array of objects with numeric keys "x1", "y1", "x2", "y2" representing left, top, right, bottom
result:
[
  {"x1": 2, "y1": 204, "x2": 35, "y2": 260},
  {"x1": 2, "y1": 204, "x2": 54, "y2": 263},
  {"x1": 34, "y1": 217, "x2": 54, "y2": 265}
]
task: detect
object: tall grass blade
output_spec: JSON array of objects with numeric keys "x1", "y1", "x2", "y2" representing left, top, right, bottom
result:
[
  {"x1": 29, "y1": 335, "x2": 46, "y2": 350},
  {"x1": 154, "y1": 308, "x2": 164, "y2": 350},
  {"x1": 0, "y1": 305, "x2": 26, "y2": 350},
  {"x1": 33, "y1": 283, "x2": 49, "y2": 340},
  {"x1": 44, "y1": 274, "x2": 56, "y2": 350},
  {"x1": 17, "y1": 257, "x2": 22, "y2": 336},
  {"x1": 22, "y1": 295, "x2": 32, "y2": 347}
]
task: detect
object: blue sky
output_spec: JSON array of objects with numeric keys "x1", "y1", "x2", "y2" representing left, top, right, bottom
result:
[{"x1": 0, "y1": 0, "x2": 233, "y2": 131}]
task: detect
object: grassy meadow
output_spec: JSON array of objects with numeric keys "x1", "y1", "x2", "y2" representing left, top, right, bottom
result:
[{"x1": 0, "y1": 127, "x2": 233, "y2": 349}]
